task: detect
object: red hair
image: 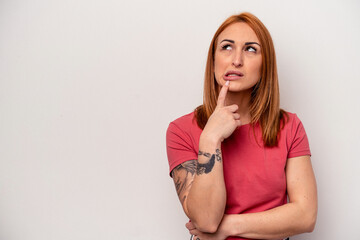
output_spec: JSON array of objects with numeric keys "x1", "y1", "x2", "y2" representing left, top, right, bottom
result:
[{"x1": 194, "y1": 12, "x2": 287, "y2": 147}]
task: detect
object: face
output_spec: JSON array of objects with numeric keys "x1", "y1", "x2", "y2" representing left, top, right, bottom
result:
[{"x1": 214, "y1": 22, "x2": 262, "y2": 92}]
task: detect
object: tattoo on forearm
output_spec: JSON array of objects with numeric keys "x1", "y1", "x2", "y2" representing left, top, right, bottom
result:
[
  {"x1": 215, "y1": 149, "x2": 222, "y2": 161},
  {"x1": 198, "y1": 150, "x2": 211, "y2": 158},
  {"x1": 198, "y1": 149, "x2": 222, "y2": 162},
  {"x1": 171, "y1": 149, "x2": 223, "y2": 205},
  {"x1": 196, "y1": 148, "x2": 222, "y2": 175},
  {"x1": 172, "y1": 160, "x2": 197, "y2": 205},
  {"x1": 196, "y1": 154, "x2": 215, "y2": 174}
]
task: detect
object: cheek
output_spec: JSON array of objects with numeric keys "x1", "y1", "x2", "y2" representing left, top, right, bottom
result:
[
  {"x1": 214, "y1": 55, "x2": 228, "y2": 72},
  {"x1": 213, "y1": 58, "x2": 223, "y2": 80},
  {"x1": 252, "y1": 59, "x2": 262, "y2": 77}
]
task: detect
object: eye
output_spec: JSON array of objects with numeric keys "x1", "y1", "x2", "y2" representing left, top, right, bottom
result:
[
  {"x1": 245, "y1": 46, "x2": 257, "y2": 52},
  {"x1": 221, "y1": 44, "x2": 232, "y2": 50}
]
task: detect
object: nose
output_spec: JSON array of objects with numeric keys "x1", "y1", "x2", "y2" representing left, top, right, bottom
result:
[{"x1": 232, "y1": 49, "x2": 243, "y2": 67}]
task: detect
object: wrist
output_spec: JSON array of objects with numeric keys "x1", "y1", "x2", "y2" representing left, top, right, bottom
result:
[
  {"x1": 218, "y1": 214, "x2": 237, "y2": 238},
  {"x1": 200, "y1": 132, "x2": 221, "y2": 147},
  {"x1": 225, "y1": 214, "x2": 244, "y2": 237}
]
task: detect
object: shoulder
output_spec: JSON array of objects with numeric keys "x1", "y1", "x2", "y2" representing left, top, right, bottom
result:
[
  {"x1": 166, "y1": 111, "x2": 201, "y2": 175},
  {"x1": 167, "y1": 111, "x2": 199, "y2": 134},
  {"x1": 281, "y1": 111, "x2": 311, "y2": 156},
  {"x1": 280, "y1": 110, "x2": 309, "y2": 143},
  {"x1": 282, "y1": 111, "x2": 303, "y2": 130}
]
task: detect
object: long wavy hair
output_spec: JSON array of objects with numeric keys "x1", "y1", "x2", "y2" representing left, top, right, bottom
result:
[{"x1": 194, "y1": 12, "x2": 287, "y2": 147}]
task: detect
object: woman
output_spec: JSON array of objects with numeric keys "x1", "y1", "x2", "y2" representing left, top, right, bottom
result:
[{"x1": 166, "y1": 12, "x2": 317, "y2": 240}]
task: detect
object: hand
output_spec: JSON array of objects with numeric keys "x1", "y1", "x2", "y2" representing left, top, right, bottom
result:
[
  {"x1": 185, "y1": 218, "x2": 228, "y2": 240},
  {"x1": 201, "y1": 81, "x2": 241, "y2": 143}
]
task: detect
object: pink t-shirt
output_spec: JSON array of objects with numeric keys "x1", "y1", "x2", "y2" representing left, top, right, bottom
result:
[{"x1": 166, "y1": 111, "x2": 311, "y2": 240}]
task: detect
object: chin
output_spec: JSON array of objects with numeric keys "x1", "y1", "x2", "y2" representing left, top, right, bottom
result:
[{"x1": 228, "y1": 83, "x2": 250, "y2": 92}]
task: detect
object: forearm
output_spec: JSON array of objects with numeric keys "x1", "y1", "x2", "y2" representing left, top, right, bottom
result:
[
  {"x1": 226, "y1": 202, "x2": 316, "y2": 239},
  {"x1": 186, "y1": 134, "x2": 226, "y2": 232}
]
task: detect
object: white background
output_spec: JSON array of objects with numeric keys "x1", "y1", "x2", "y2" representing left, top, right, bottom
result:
[{"x1": 1, "y1": 0, "x2": 359, "y2": 239}]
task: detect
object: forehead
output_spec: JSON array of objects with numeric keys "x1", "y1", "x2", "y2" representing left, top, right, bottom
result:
[{"x1": 217, "y1": 22, "x2": 259, "y2": 44}]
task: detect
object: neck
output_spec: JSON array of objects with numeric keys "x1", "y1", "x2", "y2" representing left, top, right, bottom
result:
[{"x1": 224, "y1": 89, "x2": 252, "y2": 124}]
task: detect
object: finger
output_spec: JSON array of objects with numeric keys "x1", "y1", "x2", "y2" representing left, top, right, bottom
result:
[
  {"x1": 216, "y1": 81, "x2": 230, "y2": 107},
  {"x1": 185, "y1": 222, "x2": 196, "y2": 230},
  {"x1": 189, "y1": 229, "x2": 201, "y2": 236},
  {"x1": 233, "y1": 113, "x2": 240, "y2": 120},
  {"x1": 226, "y1": 104, "x2": 238, "y2": 113}
]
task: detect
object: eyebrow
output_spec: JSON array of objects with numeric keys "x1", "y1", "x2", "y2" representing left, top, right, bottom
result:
[
  {"x1": 220, "y1": 39, "x2": 235, "y2": 44},
  {"x1": 245, "y1": 42, "x2": 261, "y2": 47},
  {"x1": 220, "y1": 39, "x2": 261, "y2": 47}
]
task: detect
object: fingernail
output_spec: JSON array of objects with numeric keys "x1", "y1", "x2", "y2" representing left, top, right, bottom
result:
[{"x1": 225, "y1": 81, "x2": 229, "y2": 86}]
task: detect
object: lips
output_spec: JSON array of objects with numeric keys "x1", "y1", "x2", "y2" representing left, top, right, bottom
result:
[{"x1": 224, "y1": 70, "x2": 244, "y2": 80}]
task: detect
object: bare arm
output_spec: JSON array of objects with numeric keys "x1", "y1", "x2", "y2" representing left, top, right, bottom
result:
[
  {"x1": 171, "y1": 81, "x2": 241, "y2": 233},
  {"x1": 187, "y1": 155, "x2": 318, "y2": 239},
  {"x1": 172, "y1": 141, "x2": 226, "y2": 233}
]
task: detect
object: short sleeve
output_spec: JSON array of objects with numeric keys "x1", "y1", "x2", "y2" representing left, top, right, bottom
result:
[
  {"x1": 287, "y1": 114, "x2": 311, "y2": 158},
  {"x1": 166, "y1": 122, "x2": 198, "y2": 177}
]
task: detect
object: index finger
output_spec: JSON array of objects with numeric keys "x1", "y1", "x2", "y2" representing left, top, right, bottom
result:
[{"x1": 217, "y1": 81, "x2": 229, "y2": 107}]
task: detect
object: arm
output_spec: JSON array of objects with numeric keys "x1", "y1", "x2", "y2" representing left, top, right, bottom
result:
[
  {"x1": 171, "y1": 138, "x2": 226, "y2": 233},
  {"x1": 187, "y1": 155, "x2": 317, "y2": 239},
  {"x1": 171, "y1": 81, "x2": 241, "y2": 233},
  {"x1": 227, "y1": 155, "x2": 317, "y2": 239}
]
